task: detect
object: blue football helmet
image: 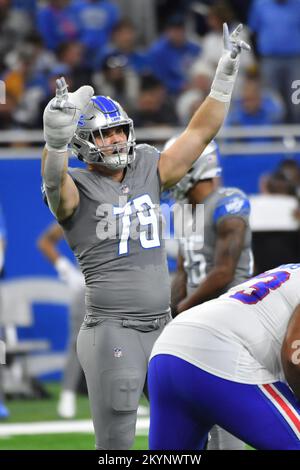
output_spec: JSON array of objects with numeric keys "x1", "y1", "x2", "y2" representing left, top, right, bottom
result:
[{"x1": 70, "y1": 96, "x2": 136, "y2": 169}]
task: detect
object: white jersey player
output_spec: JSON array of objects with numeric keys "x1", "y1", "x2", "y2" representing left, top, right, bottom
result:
[{"x1": 148, "y1": 263, "x2": 300, "y2": 450}]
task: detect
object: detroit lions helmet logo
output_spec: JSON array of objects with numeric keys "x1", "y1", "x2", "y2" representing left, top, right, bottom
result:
[{"x1": 78, "y1": 114, "x2": 86, "y2": 127}]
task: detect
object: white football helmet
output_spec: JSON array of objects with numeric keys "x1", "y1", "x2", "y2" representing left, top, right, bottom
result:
[
  {"x1": 164, "y1": 138, "x2": 222, "y2": 200},
  {"x1": 70, "y1": 95, "x2": 136, "y2": 169}
]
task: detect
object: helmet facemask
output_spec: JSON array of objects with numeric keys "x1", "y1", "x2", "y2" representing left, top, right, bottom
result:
[{"x1": 70, "y1": 96, "x2": 136, "y2": 170}]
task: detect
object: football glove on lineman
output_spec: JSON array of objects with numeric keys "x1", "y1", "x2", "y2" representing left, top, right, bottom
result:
[
  {"x1": 210, "y1": 23, "x2": 250, "y2": 103},
  {"x1": 43, "y1": 77, "x2": 94, "y2": 151}
]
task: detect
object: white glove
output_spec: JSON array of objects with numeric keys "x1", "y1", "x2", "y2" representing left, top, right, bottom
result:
[
  {"x1": 55, "y1": 256, "x2": 85, "y2": 291},
  {"x1": 209, "y1": 23, "x2": 250, "y2": 103},
  {"x1": 43, "y1": 77, "x2": 94, "y2": 151}
]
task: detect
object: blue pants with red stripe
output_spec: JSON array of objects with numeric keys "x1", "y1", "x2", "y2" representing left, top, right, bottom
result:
[{"x1": 148, "y1": 354, "x2": 300, "y2": 450}]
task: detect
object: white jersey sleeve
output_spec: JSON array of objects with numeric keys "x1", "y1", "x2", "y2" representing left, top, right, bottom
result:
[{"x1": 150, "y1": 264, "x2": 300, "y2": 384}]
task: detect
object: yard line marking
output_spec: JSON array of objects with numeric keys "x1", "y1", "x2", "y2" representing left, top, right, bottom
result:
[{"x1": 0, "y1": 418, "x2": 149, "y2": 436}]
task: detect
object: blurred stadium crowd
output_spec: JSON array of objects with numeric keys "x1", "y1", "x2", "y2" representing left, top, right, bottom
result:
[{"x1": 0, "y1": 0, "x2": 300, "y2": 134}]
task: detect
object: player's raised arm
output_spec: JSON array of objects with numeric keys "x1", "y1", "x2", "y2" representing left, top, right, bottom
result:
[
  {"x1": 159, "y1": 23, "x2": 250, "y2": 188},
  {"x1": 281, "y1": 304, "x2": 300, "y2": 400},
  {"x1": 42, "y1": 77, "x2": 94, "y2": 221}
]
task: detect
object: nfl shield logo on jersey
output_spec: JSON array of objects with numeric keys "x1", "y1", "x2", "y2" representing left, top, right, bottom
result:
[{"x1": 114, "y1": 347, "x2": 123, "y2": 358}]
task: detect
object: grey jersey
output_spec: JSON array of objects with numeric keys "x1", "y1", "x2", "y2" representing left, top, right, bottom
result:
[
  {"x1": 61, "y1": 144, "x2": 170, "y2": 318},
  {"x1": 179, "y1": 187, "x2": 253, "y2": 294}
]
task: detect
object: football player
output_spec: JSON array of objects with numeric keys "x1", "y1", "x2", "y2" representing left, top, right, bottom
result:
[
  {"x1": 149, "y1": 263, "x2": 300, "y2": 450},
  {"x1": 42, "y1": 24, "x2": 250, "y2": 449},
  {"x1": 169, "y1": 139, "x2": 253, "y2": 449}
]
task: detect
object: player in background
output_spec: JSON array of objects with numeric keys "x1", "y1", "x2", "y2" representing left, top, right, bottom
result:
[
  {"x1": 37, "y1": 223, "x2": 85, "y2": 419},
  {"x1": 149, "y1": 263, "x2": 300, "y2": 450},
  {"x1": 169, "y1": 139, "x2": 253, "y2": 449},
  {"x1": 41, "y1": 24, "x2": 250, "y2": 449}
]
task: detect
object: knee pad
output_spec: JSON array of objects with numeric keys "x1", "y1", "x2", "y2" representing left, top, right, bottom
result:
[
  {"x1": 101, "y1": 369, "x2": 144, "y2": 449},
  {"x1": 102, "y1": 368, "x2": 143, "y2": 412}
]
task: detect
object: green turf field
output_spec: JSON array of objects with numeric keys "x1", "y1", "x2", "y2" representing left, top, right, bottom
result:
[
  {"x1": 2, "y1": 383, "x2": 91, "y2": 423},
  {"x1": 0, "y1": 383, "x2": 149, "y2": 450},
  {"x1": 0, "y1": 434, "x2": 148, "y2": 450},
  {"x1": 0, "y1": 383, "x2": 253, "y2": 450}
]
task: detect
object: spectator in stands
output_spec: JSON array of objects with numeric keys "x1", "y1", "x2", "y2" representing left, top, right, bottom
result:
[
  {"x1": 188, "y1": 60, "x2": 215, "y2": 97},
  {"x1": 57, "y1": 41, "x2": 92, "y2": 90},
  {"x1": 93, "y1": 19, "x2": 149, "y2": 74},
  {"x1": 0, "y1": 95, "x2": 17, "y2": 130},
  {"x1": 114, "y1": 1, "x2": 157, "y2": 46},
  {"x1": 155, "y1": 0, "x2": 190, "y2": 34},
  {"x1": 201, "y1": 1, "x2": 255, "y2": 94},
  {"x1": 0, "y1": 0, "x2": 34, "y2": 68},
  {"x1": 201, "y1": 1, "x2": 236, "y2": 67},
  {"x1": 0, "y1": 0, "x2": 34, "y2": 53},
  {"x1": 37, "y1": 222, "x2": 85, "y2": 419},
  {"x1": 92, "y1": 52, "x2": 140, "y2": 114},
  {"x1": 261, "y1": 170, "x2": 297, "y2": 196},
  {"x1": 12, "y1": 0, "x2": 37, "y2": 15},
  {"x1": 248, "y1": 0, "x2": 300, "y2": 123},
  {"x1": 259, "y1": 159, "x2": 300, "y2": 197},
  {"x1": 24, "y1": 34, "x2": 58, "y2": 81},
  {"x1": 278, "y1": 159, "x2": 300, "y2": 191},
  {"x1": 72, "y1": 0, "x2": 120, "y2": 55},
  {"x1": 131, "y1": 74, "x2": 179, "y2": 128},
  {"x1": 37, "y1": 0, "x2": 80, "y2": 51},
  {"x1": 276, "y1": 160, "x2": 300, "y2": 219},
  {"x1": 13, "y1": 64, "x2": 73, "y2": 129},
  {"x1": 2, "y1": 43, "x2": 42, "y2": 129},
  {"x1": 227, "y1": 0, "x2": 253, "y2": 24},
  {"x1": 176, "y1": 60, "x2": 214, "y2": 125},
  {"x1": 176, "y1": 89, "x2": 204, "y2": 127},
  {"x1": 4, "y1": 34, "x2": 57, "y2": 99},
  {"x1": 227, "y1": 74, "x2": 285, "y2": 127},
  {"x1": 5, "y1": 36, "x2": 57, "y2": 129},
  {"x1": 0, "y1": 203, "x2": 9, "y2": 419},
  {"x1": 147, "y1": 14, "x2": 201, "y2": 95}
]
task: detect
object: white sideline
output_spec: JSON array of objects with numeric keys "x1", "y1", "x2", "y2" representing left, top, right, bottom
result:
[{"x1": 0, "y1": 418, "x2": 149, "y2": 437}]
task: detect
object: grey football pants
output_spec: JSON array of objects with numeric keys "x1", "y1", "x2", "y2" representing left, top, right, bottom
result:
[
  {"x1": 77, "y1": 314, "x2": 170, "y2": 450},
  {"x1": 62, "y1": 287, "x2": 85, "y2": 392},
  {"x1": 207, "y1": 425, "x2": 245, "y2": 450}
]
